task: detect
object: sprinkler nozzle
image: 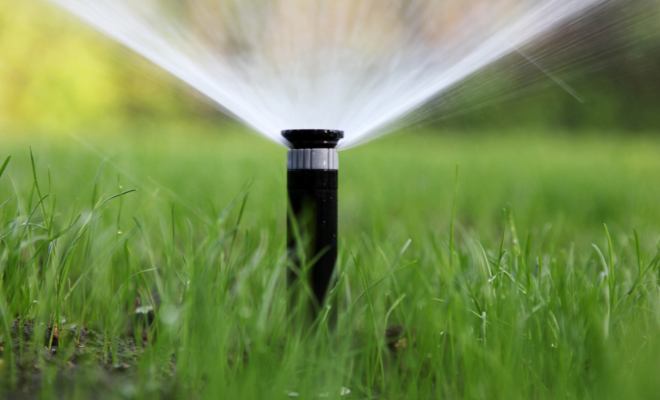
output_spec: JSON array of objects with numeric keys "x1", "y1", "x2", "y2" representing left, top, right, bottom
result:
[
  {"x1": 283, "y1": 129, "x2": 344, "y2": 149},
  {"x1": 284, "y1": 129, "x2": 343, "y2": 315}
]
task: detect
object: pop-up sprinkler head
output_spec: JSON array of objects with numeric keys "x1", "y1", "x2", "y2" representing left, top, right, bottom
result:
[{"x1": 283, "y1": 129, "x2": 343, "y2": 313}]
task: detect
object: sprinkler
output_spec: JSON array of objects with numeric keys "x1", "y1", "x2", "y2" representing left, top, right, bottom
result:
[{"x1": 283, "y1": 129, "x2": 343, "y2": 313}]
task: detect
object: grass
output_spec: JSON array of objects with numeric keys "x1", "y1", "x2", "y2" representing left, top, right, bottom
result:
[{"x1": 0, "y1": 125, "x2": 658, "y2": 399}]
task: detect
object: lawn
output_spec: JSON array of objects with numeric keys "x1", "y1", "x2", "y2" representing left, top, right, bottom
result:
[{"x1": 0, "y1": 125, "x2": 658, "y2": 399}]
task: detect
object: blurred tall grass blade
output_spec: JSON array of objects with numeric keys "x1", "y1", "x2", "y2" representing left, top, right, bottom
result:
[{"x1": 0, "y1": 156, "x2": 10, "y2": 180}]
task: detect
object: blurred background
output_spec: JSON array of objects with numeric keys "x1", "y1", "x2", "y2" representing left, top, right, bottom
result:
[{"x1": 1, "y1": 0, "x2": 659, "y2": 136}]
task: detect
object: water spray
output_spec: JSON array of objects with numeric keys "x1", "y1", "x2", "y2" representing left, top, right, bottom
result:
[
  {"x1": 49, "y1": 0, "x2": 603, "y2": 149},
  {"x1": 283, "y1": 130, "x2": 343, "y2": 311}
]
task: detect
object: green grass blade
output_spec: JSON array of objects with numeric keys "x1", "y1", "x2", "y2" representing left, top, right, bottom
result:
[{"x1": 0, "y1": 156, "x2": 10, "y2": 180}]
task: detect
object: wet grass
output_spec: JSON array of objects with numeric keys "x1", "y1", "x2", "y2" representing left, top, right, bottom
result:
[{"x1": 0, "y1": 125, "x2": 659, "y2": 399}]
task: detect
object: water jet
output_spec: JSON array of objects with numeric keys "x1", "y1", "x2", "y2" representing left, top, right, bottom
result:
[
  {"x1": 284, "y1": 129, "x2": 343, "y2": 311},
  {"x1": 48, "y1": 0, "x2": 603, "y2": 148}
]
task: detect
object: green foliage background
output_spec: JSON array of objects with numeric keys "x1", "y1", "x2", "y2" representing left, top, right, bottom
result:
[{"x1": 0, "y1": 2, "x2": 201, "y2": 133}]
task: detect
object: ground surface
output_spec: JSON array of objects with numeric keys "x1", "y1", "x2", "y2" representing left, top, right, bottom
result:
[{"x1": 0, "y1": 125, "x2": 658, "y2": 399}]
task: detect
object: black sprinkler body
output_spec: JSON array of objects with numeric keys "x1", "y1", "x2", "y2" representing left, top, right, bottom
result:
[{"x1": 284, "y1": 129, "x2": 343, "y2": 312}]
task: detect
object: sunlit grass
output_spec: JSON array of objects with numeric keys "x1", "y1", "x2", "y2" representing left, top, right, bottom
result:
[{"x1": 0, "y1": 127, "x2": 658, "y2": 399}]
